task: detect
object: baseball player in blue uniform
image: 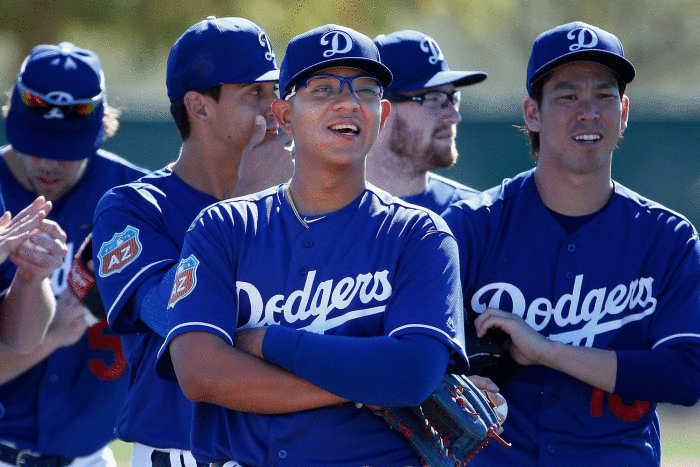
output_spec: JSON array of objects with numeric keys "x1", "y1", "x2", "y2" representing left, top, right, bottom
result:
[
  {"x1": 442, "y1": 22, "x2": 700, "y2": 466},
  {"x1": 92, "y1": 17, "x2": 292, "y2": 467},
  {"x1": 155, "y1": 24, "x2": 468, "y2": 466},
  {"x1": 366, "y1": 30, "x2": 486, "y2": 214},
  {"x1": 0, "y1": 43, "x2": 147, "y2": 466}
]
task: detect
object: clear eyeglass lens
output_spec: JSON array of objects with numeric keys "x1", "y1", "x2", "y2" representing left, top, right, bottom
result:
[
  {"x1": 423, "y1": 90, "x2": 461, "y2": 110},
  {"x1": 305, "y1": 76, "x2": 382, "y2": 101}
]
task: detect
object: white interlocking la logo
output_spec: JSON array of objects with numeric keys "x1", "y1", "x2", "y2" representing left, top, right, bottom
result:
[
  {"x1": 320, "y1": 30, "x2": 353, "y2": 58},
  {"x1": 567, "y1": 27, "x2": 599, "y2": 51},
  {"x1": 42, "y1": 91, "x2": 75, "y2": 119},
  {"x1": 258, "y1": 31, "x2": 275, "y2": 62},
  {"x1": 420, "y1": 36, "x2": 444, "y2": 65}
]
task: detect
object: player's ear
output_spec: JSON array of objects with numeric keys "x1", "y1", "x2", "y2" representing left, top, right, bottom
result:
[
  {"x1": 522, "y1": 97, "x2": 541, "y2": 133},
  {"x1": 184, "y1": 91, "x2": 209, "y2": 122},
  {"x1": 379, "y1": 100, "x2": 391, "y2": 128},
  {"x1": 271, "y1": 99, "x2": 293, "y2": 135},
  {"x1": 620, "y1": 94, "x2": 630, "y2": 134}
]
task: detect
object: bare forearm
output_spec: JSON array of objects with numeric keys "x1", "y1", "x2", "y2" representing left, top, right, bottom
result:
[
  {"x1": 172, "y1": 332, "x2": 346, "y2": 413},
  {"x1": 0, "y1": 275, "x2": 55, "y2": 354},
  {"x1": 0, "y1": 337, "x2": 59, "y2": 384},
  {"x1": 542, "y1": 341, "x2": 617, "y2": 392}
]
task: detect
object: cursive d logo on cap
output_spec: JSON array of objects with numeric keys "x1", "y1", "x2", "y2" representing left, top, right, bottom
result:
[
  {"x1": 320, "y1": 30, "x2": 353, "y2": 58},
  {"x1": 420, "y1": 36, "x2": 444, "y2": 65},
  {"x1": 567, "y1": 27, "x2": 599, "y2": 51},
  {"x1": 258, "y1": 31, "x2": 275, "y2": 62}
]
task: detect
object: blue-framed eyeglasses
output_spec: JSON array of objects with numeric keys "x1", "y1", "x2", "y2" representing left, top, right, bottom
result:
[
  {"x1": 286, "y1": 74, "x2": 383, "y2": 101},
  {"x1": 15, "y1": 71, "x2": 105, "y2": 120},
  {"x1": 386, "y1": 90, "x2": 461, "y2": 111}
]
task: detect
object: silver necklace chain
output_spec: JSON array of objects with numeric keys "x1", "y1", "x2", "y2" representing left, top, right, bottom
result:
[{"x1": 283, "y1": 183, "x2": 309, "y2": 229}]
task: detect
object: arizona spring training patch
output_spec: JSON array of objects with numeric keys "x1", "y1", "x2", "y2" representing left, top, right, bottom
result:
[{"x1": 98, "y1": 226, "x2": 142, "y2": 277}]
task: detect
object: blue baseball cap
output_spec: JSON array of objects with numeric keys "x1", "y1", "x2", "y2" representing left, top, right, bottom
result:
[
  {"x1": 5, "y1": 42, "x2": 106, "y2": 161},
  {"x1": 166, "y1": 16, "x2": 279, "y2": 101},
  {"x1": 279, "y1": 24, "x2": 392, "y2": 98},
  {"x1": 527, "y1": 21, "x2": 635, "y2": 95},
  {"x1": 374, "y1": 30, "x2": 486, "y2": 94}
]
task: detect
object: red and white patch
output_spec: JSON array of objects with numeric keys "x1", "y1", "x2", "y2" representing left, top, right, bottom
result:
[
  {"x1": 168, "y1": 255, "x2": 200, "y2": 309},
  {"x1": 97, "y1": 226, "x2": 142, "y2": 277}
]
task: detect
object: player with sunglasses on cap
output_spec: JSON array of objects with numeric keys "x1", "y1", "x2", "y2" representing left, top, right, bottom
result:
[
  {"x1": 367, "y1": 30, "x2": 486, "y2": 215},
  {"x1": 155, "y1": 24, "x2": 468, "y2": 466},
  {"x1": 442, "y1": 22, "x2": 700, "y2": 466},
  {"x1": 92, "y1": 16, "x2": 293, "y2": 467},
  {"x1": 0, "y1": 43, "x2": 148, "y2": 466}
]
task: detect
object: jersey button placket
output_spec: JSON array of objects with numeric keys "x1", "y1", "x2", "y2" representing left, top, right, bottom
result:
[{"x1": 278, "y1": 450, "x2": 288, "y2": 459}]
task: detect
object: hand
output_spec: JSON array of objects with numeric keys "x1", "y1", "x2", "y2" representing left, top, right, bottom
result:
[
  {"x1": 474, "y1": 307, "x2": 555, "y2": 367},
  {"x1": 467, "y1": 374, "x2": 507, "y2": 428},
  {"x1": 0, "y1": 196, "x2": 54, "y2": 264},
  {"x1": 43, "y1": 288, "x2": 91, "y2": 349},
  {"x1": 231, "y1": 115, "x2": 295, "y2": 197},
  {"x1": 10, "y1": 218, "x2": 68, "y2": 281},
  {"x1": 233, "y1": 327, "x2": 267, "y2": 359}
]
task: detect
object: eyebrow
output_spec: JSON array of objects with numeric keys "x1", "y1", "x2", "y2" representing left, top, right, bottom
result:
[{"x1": 551, "y1": 80, "x2": 619, "y2": 91}]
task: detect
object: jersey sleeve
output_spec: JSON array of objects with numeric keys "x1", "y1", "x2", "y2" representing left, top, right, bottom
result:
[
  {"x1": 442, "y1": 200, "x2": 495, "y2": 321},
  {"x1": 93, "y1": 186, "x2": 180, "y2": 333},
  {"x1": 382, "y1": 213, "x2": 468, "y2": 371},
  {"x1": 648, "y1": 219, "x2": 700, "y2": 348},
  {"x1": 156, "y1": 204, "x2": 240, "y2": 380}
]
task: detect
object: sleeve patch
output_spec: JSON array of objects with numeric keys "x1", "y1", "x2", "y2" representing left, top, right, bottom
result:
[
  {"x1": 97, "y1": 226, "x2": 143, "y2": 277},
  {"x1": 168, "y1": 255, "x2": 200, "y2": 309}
]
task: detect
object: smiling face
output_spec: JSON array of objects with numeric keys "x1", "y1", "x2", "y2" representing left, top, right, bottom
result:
[
  {"x1": 523, "y1": 61, "x2": 629, "y2": 178},
  {"x1": 273, "y1": 67, "x2": 390, "y2": 172}
]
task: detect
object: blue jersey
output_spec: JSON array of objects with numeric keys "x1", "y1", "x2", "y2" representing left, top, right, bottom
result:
[
  {"x1": 157, "y1": 185, "x2": 467, "y2": 466},
  {"x1": 401, "y1": 172, "x2": 478, "y2": 214},
  {"x1": 442, "y1": 169, "x2": 700, "y2": 467},
  {"x1": 0, "y1": 148, "x2": 147, "y2": 457},
  {"x1": 92, "y1": 168, "x2": 218, "y2": 449}
]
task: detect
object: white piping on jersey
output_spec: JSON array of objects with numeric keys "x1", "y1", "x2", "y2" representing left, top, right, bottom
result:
[
  {"x1": 107, "y1": 259, "x2": 172, "y2": 321},
  {"x1": 653, "y1": 333, "x2": 700, "y2": 349},
  {"x1": 389, "y1": 323, "x2": 467, "y2": 355},
  {"x1": 160, "y1": 322, "x2": 234, "y2": 356}
]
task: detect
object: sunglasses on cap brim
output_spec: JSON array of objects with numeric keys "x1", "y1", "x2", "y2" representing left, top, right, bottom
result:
[{"x1": 15, "y1": 76, "x2": 104, "y2": 120}]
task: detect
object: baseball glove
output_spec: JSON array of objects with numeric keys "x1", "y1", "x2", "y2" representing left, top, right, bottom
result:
[
  {"x1": 371, "y1": 373, "x2": 509, "y2": 466},
  {"x1": 67, "y1": 233, "x2": 107, "y2": 322},
  {"x1": 464, "y1": 323, "x2": 522, "y2": 386}
]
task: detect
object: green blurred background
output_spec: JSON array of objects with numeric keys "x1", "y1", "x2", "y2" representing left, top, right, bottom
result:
[{"x1": 0, "y1": 0, "x2": 698, "y2": 464}]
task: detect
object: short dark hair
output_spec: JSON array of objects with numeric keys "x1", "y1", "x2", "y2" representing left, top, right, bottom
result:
[
  {"x1": 170, "y1": 84, "x2": 222, "y2": 141},
  {"x1": 519, "y1": 72, "x2": 626, "y2": 160}
]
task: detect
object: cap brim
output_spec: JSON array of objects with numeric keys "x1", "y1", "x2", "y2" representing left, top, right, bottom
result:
[
  {"x1": 6, "y1": 109, "x2": 104, "y2": 160},
  {"x1": 390, "y1": 70, "x2": 487, "y2": 94},
  {"x1": 285, "y1": 57, "x2": 393, "y2": 95},
  {"x1": 254, "y1": 68, "x2": 280, "y2": 82},
  {"x1": 529, "y1": 50, "x2": 635, "y2": 91}
]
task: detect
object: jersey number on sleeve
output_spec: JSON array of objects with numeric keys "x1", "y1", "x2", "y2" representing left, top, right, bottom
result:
[
  {"x1": 88, "y1": 321, "x2": 127, "y2": 380},
  {"x1": 590, "y1": 387, "x2": 650, "y2": 422}
]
